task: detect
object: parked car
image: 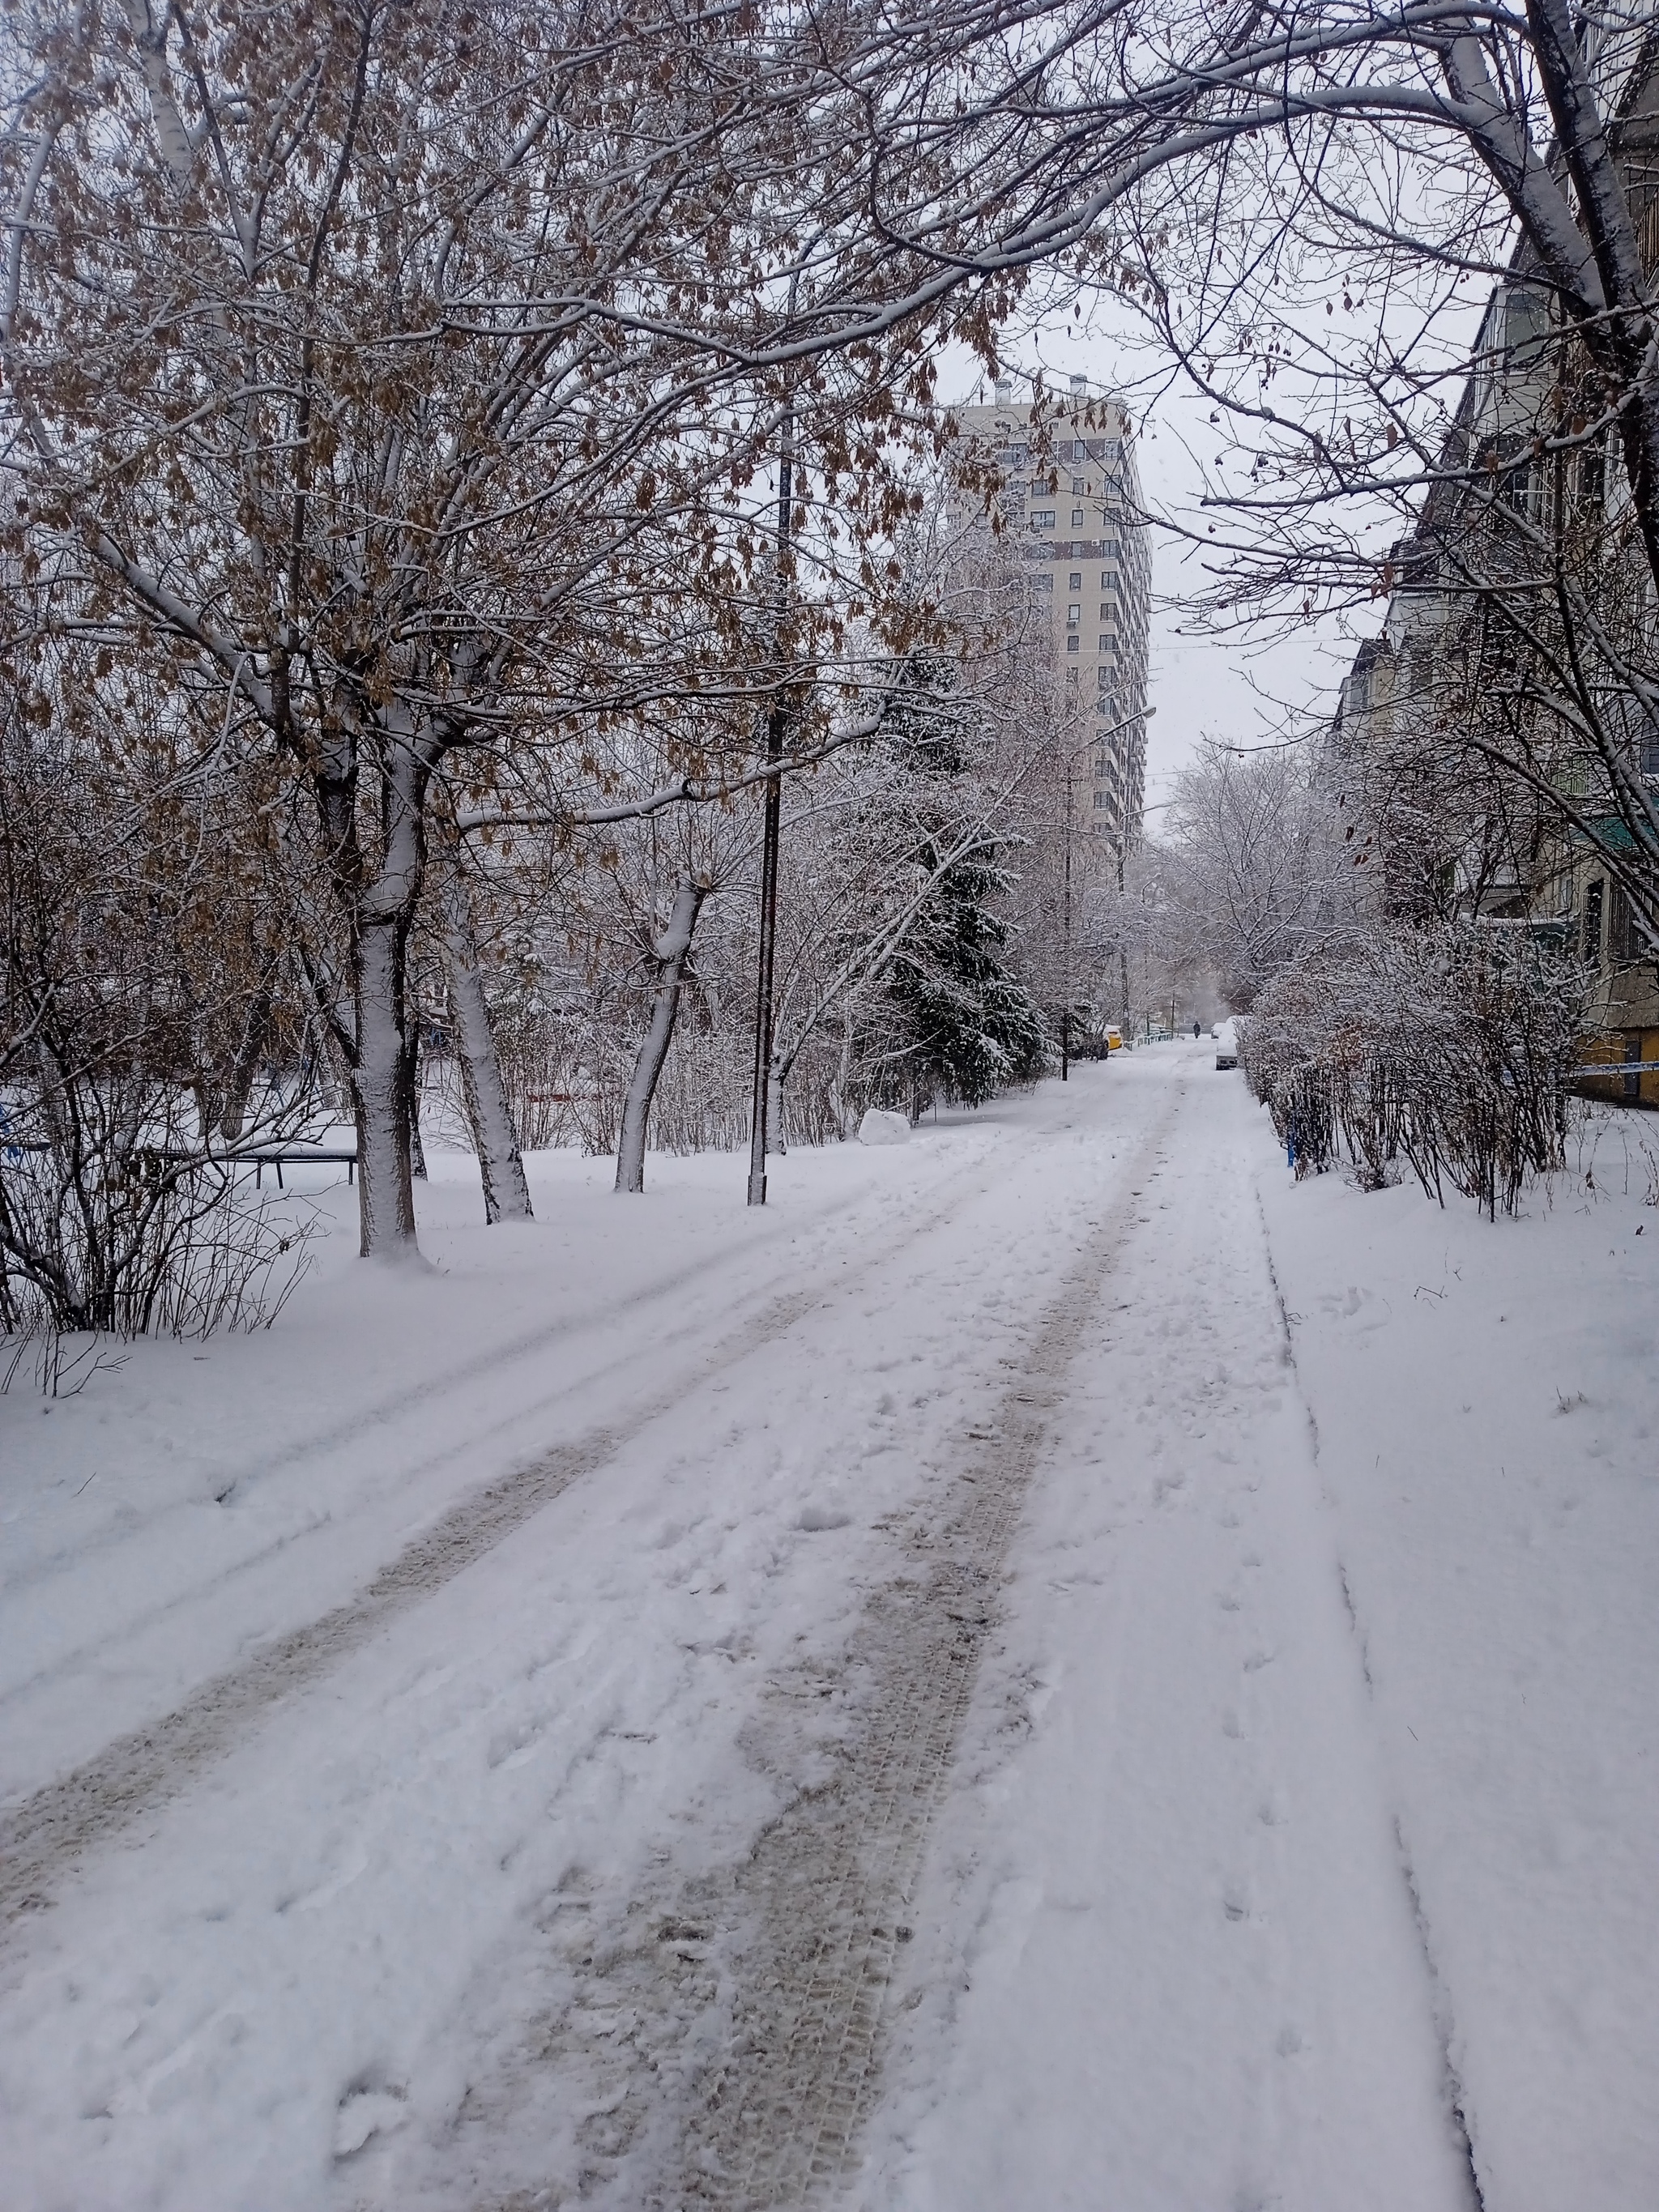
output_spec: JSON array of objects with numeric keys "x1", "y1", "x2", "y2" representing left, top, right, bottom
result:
[{"x1": 1213, "y1": 1019, "x2": 1239, "y2": 1070}]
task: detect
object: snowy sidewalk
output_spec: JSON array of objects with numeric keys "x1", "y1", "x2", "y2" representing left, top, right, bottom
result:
[
  {"x1": 2, "y1": 1046, "x2": 1655, "y2": 2210},
  {"x1": 862, "y1": 1061, "x2": 1478, "y2": 2212},
  {"x1": 862, "y1": 1061, "x2": 1658, "y2": 2212}
]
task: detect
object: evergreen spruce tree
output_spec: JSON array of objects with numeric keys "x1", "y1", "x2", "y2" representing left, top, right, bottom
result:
[
  {"x1": 886, "y1": 837, "x2": 1051, "y2": 1109},
  {"x1": 876, "y1": 650, "x2": 1051, "y2": 1110}
]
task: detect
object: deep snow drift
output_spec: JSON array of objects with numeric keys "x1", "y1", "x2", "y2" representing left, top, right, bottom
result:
[{"x1": 1, "y1": 1046, "x2": 1654, "y2": 2210}]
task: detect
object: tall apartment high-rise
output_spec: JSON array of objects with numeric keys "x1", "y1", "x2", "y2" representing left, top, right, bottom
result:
[{"x1": 951, "y1": 372, "x2": 1152, "y2": 856}]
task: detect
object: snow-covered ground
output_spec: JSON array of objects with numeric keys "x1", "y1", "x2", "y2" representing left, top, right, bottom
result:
[{"x1": 1, "y1": 1046, "x2": 1654, "y2": 2210}]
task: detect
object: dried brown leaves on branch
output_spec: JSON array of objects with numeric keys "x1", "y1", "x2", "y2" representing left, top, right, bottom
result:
[
  {"x1": 0, "y1": 0, "x2": 986, "y2": 1256},
  {"x1": 0, "y1": 642, "x2": 320, "y2": 1338}
]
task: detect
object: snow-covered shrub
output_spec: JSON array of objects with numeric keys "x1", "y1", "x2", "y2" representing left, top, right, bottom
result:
[
  {"x1": 1, "y1": 704, "x2": 321, "y2": 1339},
  {"x1": 1241, "y1": 924, "x2": 1584, "y2": 1217},
  {"x1": 0, "y1": 1087, "x2": 319, "y2": 1341}
]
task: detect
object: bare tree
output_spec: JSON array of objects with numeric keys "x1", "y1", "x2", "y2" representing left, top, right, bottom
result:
[
  {"x1": 0, "y1": 0, "x2": 960, "y2": 1259},
  {"x1": 1162, "y1": 742, "x2": 1366, "y2": 1009},
  {"x1": 19, "y1": 0, "x2": 1659, "y2": 1287},
  {"x1": 437, "y1": 859, "x2": 535, "y2": 1224},
  {"x1": 614, "y1": 880, "x2": 712, "y2": 1194},
  {"x1": 0, "y1": 633, "x2": 318, "y2": 1335}
]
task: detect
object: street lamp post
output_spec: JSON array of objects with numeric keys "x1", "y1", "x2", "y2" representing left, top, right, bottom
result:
[
  {"x1": 746, "y1": 408, "x2": 796, "y2": 1208},
  {"x1": 1060, "y1": 751, "x2": 1074, "y2": 1080},
  {"x1": 1059, "y1": 705, "x2": 1153, "y2": 1075}
]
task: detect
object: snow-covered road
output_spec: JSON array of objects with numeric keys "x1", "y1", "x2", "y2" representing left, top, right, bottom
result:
[{"x1": 2, "y1": 1044, "x2": 1655, "y2": 2210}]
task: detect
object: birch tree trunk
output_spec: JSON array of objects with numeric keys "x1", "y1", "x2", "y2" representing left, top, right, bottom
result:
[
  {"x1": 615, "y1": 881, "x2": 708, "y2": 1194},
  {"x1": 353, "y1": 901, "x2": 420, "y2": 1259},
  {"x1": 326, "y1": 720, "x2": 430, "y2": 1264},
  {"x1": 828, "y1": 1008, "x2": 855, "y2": 1138},
  {"x1": 441, "y1": 872, "x2": 533, "y2": 1223}
]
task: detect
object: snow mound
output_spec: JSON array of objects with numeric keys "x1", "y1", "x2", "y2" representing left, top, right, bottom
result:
[
  {"x1": 859, "y1": 1108, "x2": 911, "y2": 1146},
  {"x1": 797, "y1": 1503, "x2": 853, "y2": 1532}
]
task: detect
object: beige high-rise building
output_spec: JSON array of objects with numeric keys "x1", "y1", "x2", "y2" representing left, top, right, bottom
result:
[{"x1": 952, "y1": 373, "x2": 1151, "y2": 856}]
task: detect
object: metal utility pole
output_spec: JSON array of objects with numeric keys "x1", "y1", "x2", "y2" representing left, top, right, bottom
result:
[
  {"x1": 747, "y1": 406, "x2": 796, "y2": 1207},
  {"x1": 1060, "y1": 751, "x2": 1074, "y2": 1081},
  {"x1": 1057, "y1": 706, "x2": 1150, "y2": 1078},
  {"x1": 1117, "y1": 831, "x2": 1131, "y2": 1039}
]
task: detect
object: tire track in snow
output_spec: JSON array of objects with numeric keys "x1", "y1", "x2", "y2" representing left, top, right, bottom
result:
[
  {"x1": 0, "y1": 1138, "x2": 989, "y2": 1659},
  {"x1": 0, "y1": 1129, "x2": 1068, "y2": 1932},
  {"x1": 544, "y1": 1084, "x2": 1188, "y2": 2210},
  {"x1": 0, "y1": 1230, "x2": 872, "y2": 1733}
]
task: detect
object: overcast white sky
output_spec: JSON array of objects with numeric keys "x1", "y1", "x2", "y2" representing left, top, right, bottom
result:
[{"x1": 1131, "y1": 383, "x2": 1370, "y2": 818}]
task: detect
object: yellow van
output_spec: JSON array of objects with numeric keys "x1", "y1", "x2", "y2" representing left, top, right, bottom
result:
[{"x1": 1104, "y1": 1025, "x2": 1124, "y2": 1053}]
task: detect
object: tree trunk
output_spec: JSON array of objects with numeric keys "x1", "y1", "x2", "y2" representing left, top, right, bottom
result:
[
  {"x1": 828, "y1": 1007, "x2": 855, "y2": 1139},
  {"x1": 408, "y1": 1018, "x2": 429, "y2": 1181},
  {"x1": 337, "y1": 721, "x2": 429, "y2": 1264},
  {"x1": 615, "y1": 880, "x2": 707, "y2": 1194},
  {"x1": 220, "y1": 958, "x2": 279, "y2": 1144},
  {"x1": 766, "y1": 1057, "x2": 786, "y2": 1156},
  {"x1": 441, "y1": 872, "x2": 532, "y2": 1223},
  {"x1": 353, "y1": 905, "x2": 420, "y2": 1259}
]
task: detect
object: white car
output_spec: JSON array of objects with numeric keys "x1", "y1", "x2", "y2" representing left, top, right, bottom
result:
[{"x1": 1213, "y1": 1019, "x2": 1239, "y2": 1070}]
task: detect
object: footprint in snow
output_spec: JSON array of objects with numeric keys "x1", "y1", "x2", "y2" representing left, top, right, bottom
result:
[
  {"x1": 334, "y1": 2082, "x2": 410, "y2": 2159},
  {"x1": 288, "y1": 1836, "x2": 369, "y2": 1914}
]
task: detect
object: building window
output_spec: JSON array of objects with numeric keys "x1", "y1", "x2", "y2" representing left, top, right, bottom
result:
[
  {"x1": 1070, "y1": 507, "x2": 1085, "y2": 526},
  {"x1": 1066, "y1": 603, "x2": 1081, "y2": 626},
  {"x1": 1031, "y1": 510, "x2": 1056, "y2": 530},
  {"x1": 1066, "y1": 634, "x2": 1080, "y2": 652},
  {"x1": 1609, "y1": 882, "x2": 1642, "y2": 965},
  {"x1": 1071, "y1": 476, "x2": 1085, "y2": 493},
  {"x1": 1068, "y1": 571, "x2": 1081, "y2": 589},
  {"x1": 1094, "y1": 791, "x2": 1106, "y2": 808},
  {"x1": 1584, "y1": 878, "x2": 1605, "y2": 965}
]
